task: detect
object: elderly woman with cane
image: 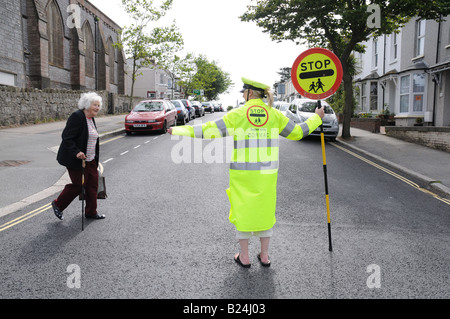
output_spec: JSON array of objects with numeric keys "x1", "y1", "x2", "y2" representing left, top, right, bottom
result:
[{"x1": 51, "y1": 92, "x2": 106, "y2": 221}]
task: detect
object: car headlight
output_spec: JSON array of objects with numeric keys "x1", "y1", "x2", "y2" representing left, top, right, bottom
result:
[
  {"x1": 126, "y1": 120, "x2": 134, "y2": 123},
  {"x1": 148, "y1": 120, "x2": 157, "y2": 123}
]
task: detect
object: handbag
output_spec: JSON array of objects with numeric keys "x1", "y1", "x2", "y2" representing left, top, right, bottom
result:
[
  {"x1": 79, "y1": 174, "x2": 108, "y2": 200},
  {"x1": 97, "y1": 175, "x2": 107, "y2": 199}
]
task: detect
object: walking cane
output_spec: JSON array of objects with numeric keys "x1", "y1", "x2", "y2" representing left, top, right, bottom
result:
[
  {"x1": 317, "y1": 100, "x2": 332, "y2": 252},
  {"x1": 81, "y1": 159, "x2": 85, "y2": 231}
]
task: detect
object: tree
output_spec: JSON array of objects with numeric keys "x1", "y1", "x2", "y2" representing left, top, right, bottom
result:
[
  {"x1": 191, "y1": 56, "x2": 234, "y2": 101},
  {"x1": 241, "y1": 0, "x2": 449, "y2": 138},
  {"x1": 175, "y1": 53, "x2": 198, "y2": 98},
  {"x1": 115, "y1": 0, "x2": 183, "y2": 106}
]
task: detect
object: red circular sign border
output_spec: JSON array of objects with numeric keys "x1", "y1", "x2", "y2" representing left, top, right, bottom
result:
[
  {"x1": 246, "y1": 105, "x2": 269, "y2": 127},
  {"x1": 291, "y1": 48, "x2": 343, "y2": 100}
]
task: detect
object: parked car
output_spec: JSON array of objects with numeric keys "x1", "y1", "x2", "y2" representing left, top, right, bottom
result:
[
  {"x1": 125, "y1": 100, "x2": 177, "y2": 135},
  {"x1": 273, "y1": 101, "x2": 290, "y2": 115},
  {"x1": 212, "y1": 101, "x2": 221, "y2": 112},
  {"x1": 191, "y1": 101, "x2": 205, "y2": 117},
  {"x1": 180, "y1": 99, "x2": 196, "y2": 121},
  {"x1": 202, "y1": 101, "x2": 215, "y2": 113},
  {"x1": 171, "y1": 99, "x2": 189, "y2": 125},
  {"x1": 287, "y1": 98, "x2": 339, "y2": 140}
]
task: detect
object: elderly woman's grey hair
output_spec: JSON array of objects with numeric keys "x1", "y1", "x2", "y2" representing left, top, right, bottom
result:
[{"x1": 78, "y1": 92, "x2": 103, "y2": 110}]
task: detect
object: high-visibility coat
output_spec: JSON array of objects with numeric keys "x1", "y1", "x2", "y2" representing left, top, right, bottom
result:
[{"x1": 171, "y1": 98, "x2": 322, "y2": 232}]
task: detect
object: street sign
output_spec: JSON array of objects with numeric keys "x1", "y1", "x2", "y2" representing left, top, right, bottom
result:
[
  {"x1": 291, "y1": 48, "x2": 343, "y2": 100},
  {"x1": 193, "y1": 89, "x2": 204, "y2": 96}
]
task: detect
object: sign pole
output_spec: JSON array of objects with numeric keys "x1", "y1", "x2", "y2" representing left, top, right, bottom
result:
[
  {"x1": 317, "y1": 100, "x2": 332, "y2": 252},
  {"x1": 291, "y1": 47, "x2": 342, "y2": 252}
]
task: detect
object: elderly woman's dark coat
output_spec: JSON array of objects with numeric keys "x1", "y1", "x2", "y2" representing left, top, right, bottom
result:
[{"x1": 57, "y1": 110, "x2": 99, "y2": 170}]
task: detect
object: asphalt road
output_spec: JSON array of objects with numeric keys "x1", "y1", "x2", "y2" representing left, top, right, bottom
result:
[{"x1": 0, "y1": 112, "x2": 449, "y2": 301}]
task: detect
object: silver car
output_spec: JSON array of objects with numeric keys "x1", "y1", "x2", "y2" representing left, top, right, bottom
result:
[{"x1": 286, "y1": 98, "x2": 338, "y2": 140}]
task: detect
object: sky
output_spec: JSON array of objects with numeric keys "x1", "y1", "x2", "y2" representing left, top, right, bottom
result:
[{"x1": 89, "y1": 0, "x2": 307, "y2": 106}]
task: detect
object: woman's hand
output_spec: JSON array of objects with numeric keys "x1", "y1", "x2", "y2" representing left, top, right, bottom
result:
[
  {"x1": 76, "y1": 152, "x2": 86, "y2": 160},
  {"x1": 168, "y1": 127, "x2": 173, "y2": 135},
  {"x1": 315, "y1": 106, "x2": 325, "y2": 119}
]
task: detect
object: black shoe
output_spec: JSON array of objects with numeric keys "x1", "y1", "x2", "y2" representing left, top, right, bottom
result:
[
  {"x1": 257, "y1": 253, "x2": 271, "y2": 267},
  {"x1": 52, "y1": 201, "x2": 63, "y2": 220},
  {"x1": 234, "y1": 253, "x2": 251, "y2": 268},
  {"x1": 85, "y1": 214, "x2": 106, "y2": 220}
]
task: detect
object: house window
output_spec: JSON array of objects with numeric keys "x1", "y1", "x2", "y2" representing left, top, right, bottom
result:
[
  {"x1": 361, "y1": 82, "x2": 367, "y2": 110},
  {"x1": 46, "y1": 0, "x2": 64, "y2": 67},
  {"x1": 370, "y1": 81, "x2": 378, "y2": 111},
  {"x1": 413, "y1": 73, "x2": 425, "y2": 112},
  {"x1": 399, "y1": 73, "x2": 426, "y2": 113},
  {"x1": 372, "y1": 38, "x2": 378, "y2": 68},
  {"x1": 400, "y1": 75, "x2": 410, "y2": 113},
  {"x1": 391, "y1": 32, "x2": 398, "y2": 61},
  {"x1": 107, "y1": 38, "x2": 115, "y2": 84},
  {"x1": 83, "y1": 23, "x2": 95, "y2": 78},
  {"x1": 416, "y1": 19, "x2": 425, "y2": 56}
]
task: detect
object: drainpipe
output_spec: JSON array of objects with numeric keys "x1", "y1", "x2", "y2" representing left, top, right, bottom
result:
[
  {"x1": 382, "y1": 34, "x2": 386, "y2": 113},
  {"x1": 432, "y1": 16, "x2": 442, "y2": 127}
]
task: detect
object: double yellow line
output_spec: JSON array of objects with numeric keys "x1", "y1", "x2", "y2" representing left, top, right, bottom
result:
[
  {"x1": 0, "y1": 202, "x2": 51, "y2": 233},
  {"x1": 0, "y1": 135, "x2": 123, "y2": 233},
  {"x1": 331, "y1": 142, "x2": 450, "y2": 206}
]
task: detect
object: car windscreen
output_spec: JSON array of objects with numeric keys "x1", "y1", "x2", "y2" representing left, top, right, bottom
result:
[
  {"x1": 278, "y1": 104, "x2": 289, "y2": 111},
  {"x1": 298, "y1": 102, "x2": 334, "y2": 114},
  {"x1": 171, "y1": 101, "x2": 182, "y2": 108},
  {"x1": 133, "y1": 102, "x2": 163, "y2": 112}
]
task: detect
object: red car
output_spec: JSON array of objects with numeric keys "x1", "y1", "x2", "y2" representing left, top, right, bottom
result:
[{"x1": 125, "y1": 100, "x2": 177, "y2": 134}]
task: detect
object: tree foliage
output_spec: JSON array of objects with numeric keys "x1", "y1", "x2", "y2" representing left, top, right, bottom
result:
[
  {"x1": 190, "y1": 55, "x2": 234, "y2": 101},
  {"x1": 115, "y1": 0, "x2": 183, "y2": 105}
]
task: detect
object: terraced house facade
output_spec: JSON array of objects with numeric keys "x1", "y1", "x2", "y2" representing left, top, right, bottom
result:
[{"x1": 354, "y1": 16, "x2": 450, "y2": 127}]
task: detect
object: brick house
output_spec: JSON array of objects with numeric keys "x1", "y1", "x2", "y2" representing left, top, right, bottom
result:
[{"x1": 0, "y1": 0, "x2": 125, "y2": 94}]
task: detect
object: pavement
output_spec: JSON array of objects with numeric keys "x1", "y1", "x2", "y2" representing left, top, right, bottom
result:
[{"x1": 1, "y1": 114, "x2": 449, "y2": 218}]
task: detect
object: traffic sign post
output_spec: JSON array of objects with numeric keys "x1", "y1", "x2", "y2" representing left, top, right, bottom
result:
[{"x1": 291, "y1": 48, "x2": 343, "y2": 252}]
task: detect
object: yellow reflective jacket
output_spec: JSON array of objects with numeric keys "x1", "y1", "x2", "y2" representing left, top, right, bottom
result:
[{"x1": 171, "y1": 99, "x2": 322, "y2": 232}]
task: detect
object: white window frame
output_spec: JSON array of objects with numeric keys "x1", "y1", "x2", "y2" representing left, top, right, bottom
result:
[
  {"x1": 361, "y1": 82, "x2": 367, "y2": 111},
  {"x1": 416, "y1": 19, "x2": 426, "y2": 57},
  {"x1": 391, "y1": 32, "x2": 398, "y2": 61},
  {"x1": 372, "y1": 38, "x2": 378, "y2": 68},
  {"x1": 370, "y1": 81, "x2": 378, "y2": 111},
  {"x1": 399, "y1": 73, "x2": 426, "y2": 114}
]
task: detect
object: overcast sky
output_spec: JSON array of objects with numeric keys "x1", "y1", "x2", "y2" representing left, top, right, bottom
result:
[{"x1": 89, "y1": 0, "x2": 307, "y2": 106}]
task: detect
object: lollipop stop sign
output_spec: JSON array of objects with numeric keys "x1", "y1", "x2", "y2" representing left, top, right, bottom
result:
[{"x1": 291, "y1": 48, "x2": 343, "y2": 100}]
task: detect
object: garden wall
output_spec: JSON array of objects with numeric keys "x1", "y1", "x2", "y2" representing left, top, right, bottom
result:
[{"x1": 0, "y1": 86, "x2": 141, "y2": 127}]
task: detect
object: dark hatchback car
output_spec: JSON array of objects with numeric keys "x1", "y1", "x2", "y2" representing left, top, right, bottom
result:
[
  {"x1": 171, "y1": 99, "x2": 189, "y2": 125},
  {"x1": 180, "y1": 99, "x2": 196, "y2": 121},
  {"x1": 191, "y1": 101, "x2": 205, "y2": 117},
  {"x1": 201, "y1": 101, "x2": 215, "y2": 113}
]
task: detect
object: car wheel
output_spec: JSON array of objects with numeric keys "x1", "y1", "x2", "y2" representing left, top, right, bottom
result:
[{"x1": 161, "y1": 121, "x2": 167, "y2": 134}]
